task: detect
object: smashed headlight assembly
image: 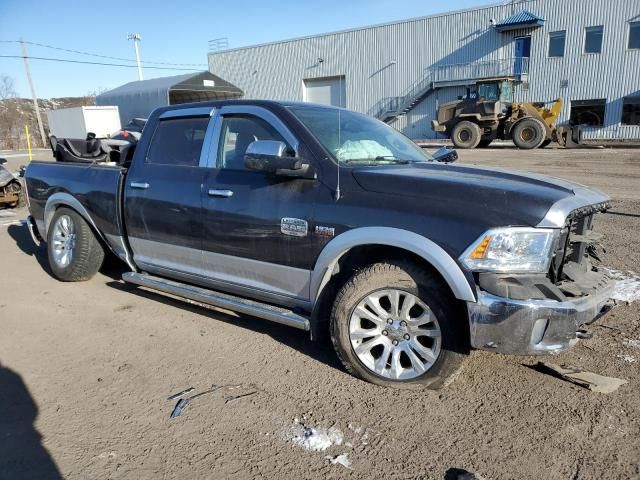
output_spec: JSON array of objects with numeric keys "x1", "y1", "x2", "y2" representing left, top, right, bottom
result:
[{"x1": 460, "y1": 227, "x2": 559, "y2": 274}]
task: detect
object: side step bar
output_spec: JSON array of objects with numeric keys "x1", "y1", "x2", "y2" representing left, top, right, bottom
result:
[{"x1": 122, "y1": 272, "x2": 310, "y2": 331}]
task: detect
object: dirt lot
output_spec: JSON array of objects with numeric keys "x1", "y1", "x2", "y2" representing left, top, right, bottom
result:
[{"x1": 1, "y1": 147, "x2": 639, "y2": 479}]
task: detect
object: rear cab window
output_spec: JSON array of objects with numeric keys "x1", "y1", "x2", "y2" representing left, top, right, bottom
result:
[{"x1": 146, "y1": 117, "x2": 209, "y2": 167}]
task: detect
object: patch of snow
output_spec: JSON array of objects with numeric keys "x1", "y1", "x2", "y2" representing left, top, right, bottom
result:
[
  {"x1": 623, "y1": 338, "x2": 640, "y2": 350},
  {"x1": 325, "y1": 453, "x2": 353, "y2": 470},
  {"x1": 602, "y1": 269, "x2": 640, "y2": 303},
  {"x1": 616, "y1": 354, "x2": 636, "y2": 363},
  {"x1": 291, "y1": 425, "x2": 343, "y2": 451}
]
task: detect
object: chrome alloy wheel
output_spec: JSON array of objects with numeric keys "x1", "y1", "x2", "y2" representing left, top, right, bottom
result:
[
  {"x1": 349, "y1": 289, "x2": 442, "y2": 380},
  {"x1": 51, "y1": 214, "x2": 76, "y2": 268}
]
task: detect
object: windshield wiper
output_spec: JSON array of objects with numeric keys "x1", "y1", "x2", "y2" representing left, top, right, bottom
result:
[{"x1": 342, "y1": 157, "x2": 413, "y2": 165}]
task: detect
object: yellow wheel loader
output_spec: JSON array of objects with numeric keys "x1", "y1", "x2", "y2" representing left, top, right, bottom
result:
[{"x1": 431, "y1": 78, "x2": 581, "y2": 149}]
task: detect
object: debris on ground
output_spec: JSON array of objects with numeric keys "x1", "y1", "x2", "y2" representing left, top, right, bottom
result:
[
  {"x1": 444, "y1": 468, "x2": 486, "y2": 480},
  {"x1": 291, "y1": 425, "x2": 343, "y2": 451},
  {"x1": 325, "y1": 453, "x2": 353, "y2": 470},
  {"x1": 533, "y1": 362, "x2": 627, "y2": 393},
  {"x1": 170, "y1": 397, "x2": 192, "y2": 418},
  {"x1": 623, "y1": 338, "x2": 640, "y2": 349},
  {"x1": 616, "y1": 354, "x2": 636, "y2": 364},
  {"x1": 167, "y1": 387, "x2": 194, "y2": 400},
  {"x1": 603, "y1": 268, "x2": 640, "y2": 303},
  {"x1": 224, "y1": 390, "x2": 257, "y2": 404}
]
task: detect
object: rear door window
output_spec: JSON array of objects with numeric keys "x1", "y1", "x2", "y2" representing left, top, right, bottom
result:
[{"x1": 146, "y1": 117, "x2": 209, "y2": 166}]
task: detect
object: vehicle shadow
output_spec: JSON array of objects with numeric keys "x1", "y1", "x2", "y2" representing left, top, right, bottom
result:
[
  {"x1": 7, "y1": 223, "x2": 53, "y2": 277},
  {"x1": 105, "y1": 280, "x2": 344, "y2": 373},
  {"x1": 0, "y1": 362, "x2": 62, "y2": 479},
  {"x1": 7, "y1": 223, "x2": 125, "y2": 281}
]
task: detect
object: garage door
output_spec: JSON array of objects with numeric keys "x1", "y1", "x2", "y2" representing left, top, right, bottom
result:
[{"x1": 303, "y1": 76, "x2": 346, "y2": 107}]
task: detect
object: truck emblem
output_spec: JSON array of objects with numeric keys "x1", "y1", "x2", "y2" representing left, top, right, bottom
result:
[
  {"x1": 315, "y1": 226, "x2": 335, "y2": 238},
  {"x1": 281, "y1": 218, "x2": 308, "y2": 237}
]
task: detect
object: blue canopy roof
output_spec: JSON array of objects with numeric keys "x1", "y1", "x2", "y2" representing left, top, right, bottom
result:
[{"x1": 495, "y1": 10, "x2": 545, "y2": 32}]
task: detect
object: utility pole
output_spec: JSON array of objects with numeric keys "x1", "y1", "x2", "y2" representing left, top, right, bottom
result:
[
  {"x1": 127, "y1": 33, "x2": 143, "y2": 81},
  {"x1": 19, "y1": 38, "x2": 47, "y2": 148}
]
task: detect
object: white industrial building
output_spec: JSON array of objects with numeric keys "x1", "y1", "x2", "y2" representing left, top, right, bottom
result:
[{"x1": 208, "y1": 0, "x2": 640, "y2": 141}]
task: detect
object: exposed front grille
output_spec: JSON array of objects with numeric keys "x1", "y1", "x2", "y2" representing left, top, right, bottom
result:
[{"x1": 549, "y1": 211, "x2": 595, "y2": 284}]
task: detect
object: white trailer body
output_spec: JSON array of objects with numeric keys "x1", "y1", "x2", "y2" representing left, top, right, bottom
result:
[{"x1": 46, "y1": 106, "x2": 121, "y2": 139}]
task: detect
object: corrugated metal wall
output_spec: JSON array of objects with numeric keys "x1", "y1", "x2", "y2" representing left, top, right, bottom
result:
[{"x1": 209, "y1": 0, "x2": 640, "y2": 140}]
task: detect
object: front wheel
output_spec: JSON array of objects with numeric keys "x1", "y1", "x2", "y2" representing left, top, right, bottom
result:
[
  {"x1": 330, "y1": 261, "x2": 467, "y2": 389},
  {"x1": 47, "y1": 207, "x2": 105, "y2": 281},
  {"x1": 451, "y1": 121, "x2": 482, "y2": 149}
]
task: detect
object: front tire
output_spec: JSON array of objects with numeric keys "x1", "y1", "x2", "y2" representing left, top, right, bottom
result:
[
  {"x1": 451, "y1": 121, "x2": 482, "y2": 149},
  {"x1": 47, "y1": 207, "x2": 105, "y2": 281},
  {"x1": 512, "y1": 118, "x2": 546, "y2": 149},
  {"x1": 330, "y1": 261, "x2": 467, "y2": 389}
]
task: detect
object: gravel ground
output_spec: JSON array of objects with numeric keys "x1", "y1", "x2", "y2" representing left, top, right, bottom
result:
[{"x1": 1, "y1": 147, "x2": 639, "y2": 479}]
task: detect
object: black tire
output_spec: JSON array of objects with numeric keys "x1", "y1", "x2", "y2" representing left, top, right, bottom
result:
[
  {"x1": 47, "y1": 207, "x2": 105, "y2": 282},
  {"x1": 478, "y1": 139, "x2": 493, "y2": 148},
  {"x1": 539, "y1": 139, "x2": 552, "y2": 149},
  {"x1": 512, "y1": 118, "x2": 546, "y2": 149},
  {"x1": 451, "y1": 121, "x2": 482, "y2": 149},
  {"x1": 330, "y1": 261, "x2": 468, "y2": 390}
]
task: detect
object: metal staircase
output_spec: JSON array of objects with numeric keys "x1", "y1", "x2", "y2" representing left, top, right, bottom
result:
[{"x1": 375, "y1": 57, "x2": 529, "y2": 123}]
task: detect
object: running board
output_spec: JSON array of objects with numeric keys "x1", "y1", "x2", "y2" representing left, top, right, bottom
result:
[{"x1": 122, "y1": 272, "x2": 310, "y2": 331}]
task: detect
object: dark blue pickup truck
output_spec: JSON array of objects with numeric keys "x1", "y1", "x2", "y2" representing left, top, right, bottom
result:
[{"x1": 24, "y1": 100, "x2": 613, "y2": 389}]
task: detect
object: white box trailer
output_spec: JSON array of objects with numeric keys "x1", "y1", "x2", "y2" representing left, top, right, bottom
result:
[{"x1": 46, "y1": 106, "x2": 121, "y2": 139}]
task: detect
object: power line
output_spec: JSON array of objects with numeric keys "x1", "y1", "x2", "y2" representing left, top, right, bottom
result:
[
  {"x1": 0, "y1": 39, "x2": 208, "y2": 67},
  {"x1": 0, "y1": 55, "x2": 202, "y2": 71}
]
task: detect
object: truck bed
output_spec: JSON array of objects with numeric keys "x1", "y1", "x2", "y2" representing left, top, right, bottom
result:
[{"x1": 25, "y1": 161, "x2": 127, "y2": 252}]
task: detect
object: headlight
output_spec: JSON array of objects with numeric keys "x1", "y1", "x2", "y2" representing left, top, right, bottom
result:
[{"x1": 460, "y1": 227, "x2": 559, "y2": 274}]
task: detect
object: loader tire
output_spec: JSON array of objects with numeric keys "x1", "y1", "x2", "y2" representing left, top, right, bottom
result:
[
  {"x1": 451, "y1": 121, "x2": 482, "y2": 149},
  {"x1": 47, "y1": 207, "x2": 105, "y2": 282},
  {"x1": 512, "y1": 118, "x2": 546, "y2": 150}
]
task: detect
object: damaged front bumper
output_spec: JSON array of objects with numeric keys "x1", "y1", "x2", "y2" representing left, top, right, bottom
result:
[{"x1": 467, "y1": 276, "x2": 614, "y2": 355}]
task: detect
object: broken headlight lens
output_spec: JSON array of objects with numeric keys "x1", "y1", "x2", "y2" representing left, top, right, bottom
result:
[{"x1": 460, "y1": 227, "x2": 559, "y2": 274}]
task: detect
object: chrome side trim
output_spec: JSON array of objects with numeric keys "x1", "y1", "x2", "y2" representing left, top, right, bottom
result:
[
  {"x1": 129, "y1": 237, "x2": 311, "y2": 300},
  {"x1": 537, "y1": 185, "x2": 610, "y2": 228},
  {"x1": 123, "y1": 272, "x2": 310, "y2": 331},
  {"x1": 310, "y1": 227, "x2": 476, "y2": 303},
  {"x1": 105, "y1": 233, "x2": 136, "y2": 270},
  {"x1": 159, "y1": 107, "x2": 215, "y2": 119}
]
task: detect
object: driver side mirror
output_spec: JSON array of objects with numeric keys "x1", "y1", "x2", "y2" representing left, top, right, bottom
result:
[
  {"x1": 432, "y1": 147, "x2": 458, "y2": 163},
  {"x1": 244, "y1": 140, "x2": 309, "y2": 176}
]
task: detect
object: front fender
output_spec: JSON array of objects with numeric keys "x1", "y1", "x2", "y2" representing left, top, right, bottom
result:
[{"x1": 310, "y1": 227, "x2": 477, "y2": 304}]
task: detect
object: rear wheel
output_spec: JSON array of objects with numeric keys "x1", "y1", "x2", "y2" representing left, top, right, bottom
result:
[
  {"x1": 512, "y1": 118, "x2": 546, "y2": 149},
  {"x1": 478, "y1": 139, "x2": 493, "y2": 148},
  {"x1": 451, "y1": 121, "x2": 482, "y2": 149},
  {"x1": 330, "y1": 261, "x2": 467, "y2": 389},
  {"x1": 47, "y1": 207, "x2": 105, "y2": 281}
]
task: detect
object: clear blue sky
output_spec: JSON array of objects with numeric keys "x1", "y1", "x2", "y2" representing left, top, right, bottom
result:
[{"x1": 0, "y1": 0, "x2": 492, "y2": 99}]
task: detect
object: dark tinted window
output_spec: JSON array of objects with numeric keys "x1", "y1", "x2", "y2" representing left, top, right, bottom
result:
[
  {"x1": 630, "y1": 22, "x2": 640, "y2": 49},
  {"x1": 548, "y1": 31, "x2": 566, "y2": 57},
  {"x1": 217, "y1": 115, "x2": 287, "y2": 170},
  {"x1": 585, "y1": 26, "x2": 603, "y2": 54},
  {"x1": 146, "y1": 117, "x2": 209, "y2": 166},
  {"x1": 622, "y1": 97, "x2": 640, "y2": 126},
  {"x1": 570, "y1": 99, "x2": 606, "y2": 126}
]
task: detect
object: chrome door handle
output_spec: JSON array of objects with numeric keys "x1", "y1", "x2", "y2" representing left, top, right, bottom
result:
[
  {"x1": 130, "y1": 182, "x2": 150, "y2": 189},
  {"x1": 208, "y1": 189, "x2": 234, "y2": 198}
]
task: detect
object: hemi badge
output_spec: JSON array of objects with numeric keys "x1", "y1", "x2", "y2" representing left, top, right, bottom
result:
[
  {"x1": 281, "y1": 218, "x2": 308, "y2": 237},
  {"x1": 315, "y1": 226, "x2": 335, "y2": 238}
]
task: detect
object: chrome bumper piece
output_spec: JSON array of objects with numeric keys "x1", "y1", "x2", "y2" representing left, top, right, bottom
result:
[
  {"x1": 467, "y1": 280, "x2": 614, "y2": 355},
  {"x1": 26, "y1": 215, "x2": 43, "y2": 245}
]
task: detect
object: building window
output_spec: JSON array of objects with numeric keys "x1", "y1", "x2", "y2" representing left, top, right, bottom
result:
[
  {"x1": 584, "y1": 26, "x2": 604, "y2": 54},
  {"x1": 629, "y1": 21, "x2": 640, "y2": 50},
  {"x1": 570, "y1": 99, "x2": 606, "y2": 126},
  {"x1": 622, "y1": 97, "x2": 640, "y2": 126},
  {"x1": 548, "y1": 31, "x2": 566, "y2": 57}
]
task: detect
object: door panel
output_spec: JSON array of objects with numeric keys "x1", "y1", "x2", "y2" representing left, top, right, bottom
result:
[
  {"x1": 124, "y1": 115, "x2": 209, "y2": 273},
  {"x1": 200, "y1": 108, "x2": 321, "y2": 301}
]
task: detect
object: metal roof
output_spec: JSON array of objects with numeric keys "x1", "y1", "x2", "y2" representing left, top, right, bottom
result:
[
  {"x1": 495, "y1": 10, "x2": 545, "y2": 32},
  {"x1": 98, "y1": 71, "x2": 242, "y2": 98}
]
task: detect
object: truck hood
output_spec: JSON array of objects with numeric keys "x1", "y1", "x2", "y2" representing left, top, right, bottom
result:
[{"x1": 351, "y1": 163, "x2": 609, "y2": 228}]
